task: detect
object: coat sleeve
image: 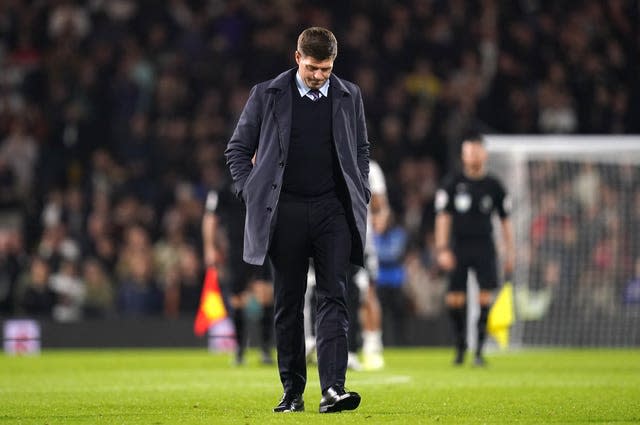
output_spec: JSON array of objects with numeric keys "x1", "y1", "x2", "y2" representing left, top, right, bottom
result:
[
  {"x1": 354, "y1": 86, "x2": 371, "y2": 203},
  {"x1": 225, "y1": 85, "x2": 262, "y2": 199}
]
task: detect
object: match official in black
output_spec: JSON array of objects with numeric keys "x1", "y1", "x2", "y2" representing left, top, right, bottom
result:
[
  {"x1": 225, "y1": 27, "x2": 370, "y2": 413},
  {"x1": 434, "y1": 134, "x2": 514, "y2": 366}
]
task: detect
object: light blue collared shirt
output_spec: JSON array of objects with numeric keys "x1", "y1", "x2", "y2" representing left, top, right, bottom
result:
[{"x1": 295, "y1": 71, "x2": 330, "y2": 100}]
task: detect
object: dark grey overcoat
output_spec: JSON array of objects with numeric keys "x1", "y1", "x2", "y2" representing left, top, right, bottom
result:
[{"x1": 225, "y1": 68, "x2": 370, "y2": 266}]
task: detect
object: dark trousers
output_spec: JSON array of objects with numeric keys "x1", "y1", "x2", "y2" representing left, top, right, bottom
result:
[
  {"x1": 347, "y1": 266, "x2": 362, "y2": 352},
  {"x1": 378, "y1": 285, "x2": 408, "y2": 346},
  {"x1": 268, "y1": 193, "x2": 351, "y2": 395}
]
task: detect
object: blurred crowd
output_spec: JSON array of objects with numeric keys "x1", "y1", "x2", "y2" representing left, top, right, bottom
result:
[
  {"x1": 527, "y1": 162, "x2": 640, "y2": 317},
  {"x1": 0, "y1": 0, "x2": 638, "y2": 323},
  {"x1": 514, "y1": 159, "x2": 640, "y2": 346}
]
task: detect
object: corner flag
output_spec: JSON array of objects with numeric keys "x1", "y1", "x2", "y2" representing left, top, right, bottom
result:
[
  {"x1": 487, "y1": 282, "x2": 514, "y2": 350},
  {"x1": 194, "y1": 267, "x2": 227, "y2": 336}
]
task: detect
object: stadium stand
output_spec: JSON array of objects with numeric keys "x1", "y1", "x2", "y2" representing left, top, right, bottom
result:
[{"x1": 0, "y1": 1, "x2": 638, "y2": 346}]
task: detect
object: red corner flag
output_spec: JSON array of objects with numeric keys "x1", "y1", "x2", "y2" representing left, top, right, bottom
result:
[{"x1": 194, "y1": 267, "x2": 227, "y2": 336}]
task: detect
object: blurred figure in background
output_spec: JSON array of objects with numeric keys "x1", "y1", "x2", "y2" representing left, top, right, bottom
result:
[
  {"x1": 116, "y1": 250, "x2": 163, "y2": 316},
  {"x1": 347, "y1": 159, "x2": 390, "y2": 370},
  {"x1": 15, "y1": 256, "x2": 56, "y2": 317},
  {"x1": 49, "y1": 258, "x2": 85, "y2": 322},
  {"x1": 116, "y1": 225, "x2": 163, "y2": 316},
  {"x1": 434, "y1": 133, "x2": 514, "y2": 366},
  {"x1": 202, "y1": 183, "x2": 274, "y2": 366},
  {"x1": 82, "y1": 257, "x2": 115, "y2": 319},
  {"x1": 0, "y1": 228, "x2": 27, "y2": 316},
  {"x1": 374, "y1": 211, "x2": 409, "y2": 347},
  {"x1": 164, "y1": 244, "x2": 203, "y2": 316}
]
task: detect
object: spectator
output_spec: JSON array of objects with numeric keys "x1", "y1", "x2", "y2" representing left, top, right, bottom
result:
[
  {"x1": 83, "y1": 210, "x2": 118, "y2": 273},
  {"x1": 116, "y1": 251, "x2": 163, "y2": 317},
  {"x1": 0, "y1": 117, "x2": 39, "y2": 201},
  {"x1": 15, "y1": 256, "x2": 56, "y2": 317},
  {"x1": 164, "y1": 244, "x2": 203, "y2": 317},
  {"x1": 0, "y1": 158, "x2": 19, "y2": 208},
  {"x1": 623, "y1": 257, "x2": 640, "y2": 305},
  {"x1": 153, "y1": 207, "x2": 187, "y2": 279},
  {"x1": 50, "y1": 258, "x2": 85, "y2": 322},
  {"x1": 0, "y1": 229, "x2": 27, "y2": 316},
  {"x1": 82, "y1": 257, "x2": 115, "y2": 319}
]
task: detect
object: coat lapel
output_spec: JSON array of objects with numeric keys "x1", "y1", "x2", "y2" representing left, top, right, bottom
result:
[
  {"x1": 331, "y1": 74, "x2": 351, "y2": 153},
  {"x1": 268, "y1": 69, "x2": 294, "y2": 154},
  {"x1": 331, "y1": 74, "x2": 350, "y2": 119}
]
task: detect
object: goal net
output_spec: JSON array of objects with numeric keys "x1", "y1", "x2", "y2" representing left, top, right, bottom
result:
[{"x1": 485, "y1": 136, "x2": 640, "y2": 347}]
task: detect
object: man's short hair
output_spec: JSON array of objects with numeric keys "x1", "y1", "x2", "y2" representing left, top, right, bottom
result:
[
  {"x1": 462, "y1": 131, "x2": 484, "y2": 145},
  {"x1": 297, "y1": 27, "x2": 338, "y2": 60}
]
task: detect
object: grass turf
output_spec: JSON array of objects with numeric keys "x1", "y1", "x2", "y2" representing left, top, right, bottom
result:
[{"x1": 1, "y1": 348, "x2": 639, "y2": 424}]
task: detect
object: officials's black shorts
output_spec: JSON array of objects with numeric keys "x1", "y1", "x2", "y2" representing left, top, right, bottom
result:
[
  {"x1": 228, "y1": 260, "x2": 273, "y2": 295},
  {"x1": 449, "y1": 239, "x2": 498, "y2": 292}
]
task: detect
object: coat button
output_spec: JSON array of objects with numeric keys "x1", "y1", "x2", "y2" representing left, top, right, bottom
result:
[
  {"x1": 271, "y1": 183, "x2": 277, "y2": 189},
  {"x1": 266, "y1": 207, "x2": 272, "y2": 212},
  {"x1": 278, "y1": 161, "x2": 284, "y2": 167}
]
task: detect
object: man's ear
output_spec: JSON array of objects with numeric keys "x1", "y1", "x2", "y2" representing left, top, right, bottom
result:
[{"x1": 294, "y1": 50, "x2": 301, "y2": 65}]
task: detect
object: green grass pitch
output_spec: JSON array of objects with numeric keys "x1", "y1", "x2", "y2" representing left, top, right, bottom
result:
[{"x1": 1, "y1": 347, "x2": 639, "y2": 424}]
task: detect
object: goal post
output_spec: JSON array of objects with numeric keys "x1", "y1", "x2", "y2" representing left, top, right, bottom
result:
[{"x1": 484, "y1": 136, "x2": 640, "y2": 347}]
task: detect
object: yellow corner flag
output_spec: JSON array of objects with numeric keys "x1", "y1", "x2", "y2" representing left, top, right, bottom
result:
[{"x1": 487, "y1": 282, "x2": 514, "y2": 350}]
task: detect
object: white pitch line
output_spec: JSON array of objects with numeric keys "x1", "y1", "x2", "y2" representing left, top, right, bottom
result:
[{"x1": 350, "y1": 375, "x2": 412, "y2": 385}]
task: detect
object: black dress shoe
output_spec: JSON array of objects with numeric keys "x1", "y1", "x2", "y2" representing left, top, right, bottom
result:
[
  {"x1": 319, "y1": 386, "x2": 361, "y2": 413},
  {"x1": 273, "y1": 393, "x2": 304, "y2": 413}
]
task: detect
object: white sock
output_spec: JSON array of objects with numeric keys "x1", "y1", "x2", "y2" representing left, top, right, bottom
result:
[
  {"x1": 305, "y1": 336, "x2": 316, "y2": 356},
  {"x1": 362, "y1": 330, "x2": 383, "y2": 354}
]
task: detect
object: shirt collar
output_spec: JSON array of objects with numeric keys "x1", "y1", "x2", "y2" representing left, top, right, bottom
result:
[{"x1": 295, "y1": 71, "x2": 330, "y2": 98}]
